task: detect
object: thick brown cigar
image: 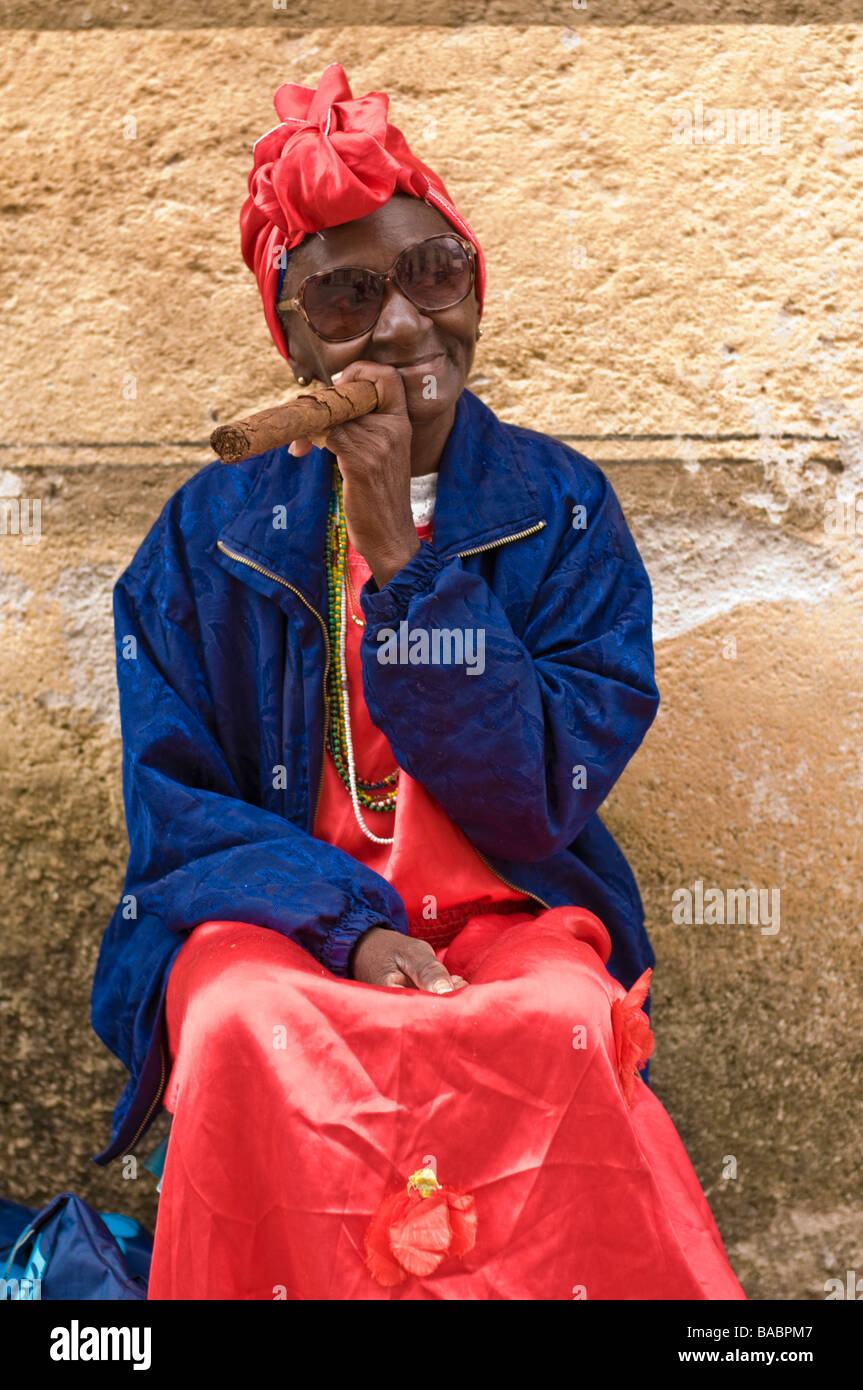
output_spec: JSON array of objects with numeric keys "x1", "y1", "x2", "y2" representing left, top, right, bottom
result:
[{"x1": 209, "y1": 380, "x2": 380, "y2": 464}]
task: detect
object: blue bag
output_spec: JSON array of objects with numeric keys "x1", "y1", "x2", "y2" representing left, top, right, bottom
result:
[{"x1": 0, "y1": 1193, "x2": 152, "y2": 1300}]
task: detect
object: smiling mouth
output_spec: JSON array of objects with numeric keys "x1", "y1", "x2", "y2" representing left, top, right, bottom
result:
[{"x1": 390, "y1": 352, "x2": 446, "y2": 370}]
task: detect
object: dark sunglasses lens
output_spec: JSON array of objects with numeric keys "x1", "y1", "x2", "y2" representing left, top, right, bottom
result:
[
  {"x1": 303, "y1": 268, "x2": 381, "y2": 340},
  {"x1": 398, "y1": 237, "x2": 472, "y2": 309}
]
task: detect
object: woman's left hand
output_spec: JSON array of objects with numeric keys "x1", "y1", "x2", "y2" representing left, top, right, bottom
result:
[
  {"x1": 349, "y1": 926, "x2": 468, "y2": 993},
  {"x1": 288, "y1": 362, "x2": 421, "y2": 588}
]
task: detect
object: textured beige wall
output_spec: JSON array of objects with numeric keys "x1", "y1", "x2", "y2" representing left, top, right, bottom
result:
[{"x1": 1, "y1": 9, "x2": 861, "y2": 1300}]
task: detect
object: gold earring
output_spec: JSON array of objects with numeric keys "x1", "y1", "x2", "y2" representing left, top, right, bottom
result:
[
  {"x1": 476, "y1": 328, "x2": 483, "y2": 340},
  {"x1": 296, "y1": 375, "x2": 310, "y2": 387}
]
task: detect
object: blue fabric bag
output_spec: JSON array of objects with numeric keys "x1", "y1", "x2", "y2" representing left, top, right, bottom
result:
[{"x1": 0, "y1": 1193, "x2": 152, "y2": 1300}]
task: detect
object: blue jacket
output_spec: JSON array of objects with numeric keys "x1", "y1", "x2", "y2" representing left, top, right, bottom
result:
[{"x1": 90, "y1": 387, "x2": 660, "y2": 1164}]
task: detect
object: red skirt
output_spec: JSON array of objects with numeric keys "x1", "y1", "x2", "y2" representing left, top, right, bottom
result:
[{"x1": 147, "y1": 908, "x2": 745, "y2": 1300}]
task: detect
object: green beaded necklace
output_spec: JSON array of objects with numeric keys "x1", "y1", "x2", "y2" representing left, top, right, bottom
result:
[{"x1": 326, "y1": 466, "x2": 399, "y2": 815}]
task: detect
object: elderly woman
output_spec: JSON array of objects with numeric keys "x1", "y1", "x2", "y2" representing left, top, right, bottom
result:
[{"x1": 91, "y1": 64, "x2": 744, "y2": 1300}]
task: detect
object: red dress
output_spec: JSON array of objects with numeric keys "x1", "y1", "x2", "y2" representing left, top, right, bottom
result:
[{"x1": 147, "y1": 523, "x2": 745, "y2": 1300}]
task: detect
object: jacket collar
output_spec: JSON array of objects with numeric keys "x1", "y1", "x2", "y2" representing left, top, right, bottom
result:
[{"x1": 215, "y1": 388, "x2": 544, "y2": 613}]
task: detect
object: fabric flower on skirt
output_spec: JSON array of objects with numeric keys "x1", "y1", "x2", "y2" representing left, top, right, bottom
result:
[
  {"x1": 611, "y1": 967, "x2": 655, "y2": 1105},
  {"x1": 364, "y1": 1167, "x2": 478, "y2": 1287}
]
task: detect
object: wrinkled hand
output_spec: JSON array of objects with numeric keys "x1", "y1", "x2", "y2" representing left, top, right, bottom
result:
[
  {"x1": 288, "y1": 361, "x2": 421, "y2": 588},
  {"x1": 349, "y1": 926, "x2": 467, "y2": 993}
]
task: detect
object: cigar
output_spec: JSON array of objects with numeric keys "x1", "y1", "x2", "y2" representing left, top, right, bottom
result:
[{"x1": 209, "y1": 380, "x2": 380, "y2": 465}]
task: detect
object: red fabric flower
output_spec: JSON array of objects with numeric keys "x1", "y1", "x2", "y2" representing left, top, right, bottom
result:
[
  {"x1": 364, "y1": 1169, "x2": 478, "y2": 1287},
  {"x1": 611, "y1": 967, "x2": 655, "y2": 1105}
]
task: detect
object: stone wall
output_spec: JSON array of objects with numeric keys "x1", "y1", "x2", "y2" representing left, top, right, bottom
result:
[{"x1": 1, "y1": 4, "x2": 861, "y2": 1300}]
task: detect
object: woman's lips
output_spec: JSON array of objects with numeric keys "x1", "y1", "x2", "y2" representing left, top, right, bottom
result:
[{"x1": 393, "y1": 351, "x2": 447, "y2": 375}]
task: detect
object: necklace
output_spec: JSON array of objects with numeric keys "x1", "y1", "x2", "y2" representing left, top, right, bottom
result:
[
  {"x1": 344, "y1": 555, "x2": 365, "y2": 627},
  {"x1": 326, "y1": 467, "x2": 398, "y2": 841}
]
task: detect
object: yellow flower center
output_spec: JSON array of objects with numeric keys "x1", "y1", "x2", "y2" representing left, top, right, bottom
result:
[{"x1": 407, "y1": 1167, "x2": 442, "y2": 1198}]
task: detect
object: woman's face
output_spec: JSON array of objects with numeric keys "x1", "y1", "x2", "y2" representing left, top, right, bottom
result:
[{"x1": 278, "y1": 193, "x2": 480, "y2": 428}]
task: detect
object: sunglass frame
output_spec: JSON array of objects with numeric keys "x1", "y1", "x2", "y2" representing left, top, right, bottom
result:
[{"x1": 277, "y1": 233, "x2": 477, "y2": 342}]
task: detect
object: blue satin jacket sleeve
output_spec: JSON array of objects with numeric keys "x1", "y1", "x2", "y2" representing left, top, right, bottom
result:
[
  {"x1": 90, "y1": 514, "x2": 408, "y2": 1079},
  {"x1": 359, "y1": 462, "x2": 659, "y2": 863}
]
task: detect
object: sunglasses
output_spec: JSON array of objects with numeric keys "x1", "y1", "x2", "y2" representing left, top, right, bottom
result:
[{"x1": 278, "y1": 233, "x2": 476, "y2": 343}]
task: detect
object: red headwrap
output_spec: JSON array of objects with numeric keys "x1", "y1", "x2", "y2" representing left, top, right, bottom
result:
[{"x1": 240, "y1": 63, "x2": 487, "y2": 363}]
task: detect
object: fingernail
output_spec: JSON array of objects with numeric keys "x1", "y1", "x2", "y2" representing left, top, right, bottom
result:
[
  {"x1": 331, "y1": 370, "x2": 344, "y2": 382},
  {"x1": 432, "y1": 980, "x2": 453, "y2": 994},
  {"x1": 287, "y1": 442, "x2": 296, "y2": 455}
]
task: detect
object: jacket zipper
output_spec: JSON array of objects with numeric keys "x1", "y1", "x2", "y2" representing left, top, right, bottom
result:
[
  {"x1": 217, "y1": 518, "x2": 546, "y2": 818},
  {"x1": 216, "y1": 540, "x2": 331, "y2": 823},
  {"x1": 454, "y1": 518, "x2": 549, "y2": 908},
  {"x1": 120, "y1": 1037, "x2": 167, "y2": 1158},
  {"x1": 218, "y1": 522, "x2": 549, "y2": 906},
  {"x1": 456, "y1": 519, "x2": 546, "y2": 559},
  {"x1": 472, "y1": 845, "x2": 549, "y2": 911}
]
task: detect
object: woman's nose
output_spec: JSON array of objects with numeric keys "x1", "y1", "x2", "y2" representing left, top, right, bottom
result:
[{"x1": 372, "y1": 280, "x2": 431, "y2": 344}]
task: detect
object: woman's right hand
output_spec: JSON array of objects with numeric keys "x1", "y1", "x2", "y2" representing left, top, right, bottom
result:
[
  {"x1": 349, "y1": 926, "x2": 467, "y2": 993},
  {"x1": 287, "y1": 362, "x2": 421, "y2": 589}
]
